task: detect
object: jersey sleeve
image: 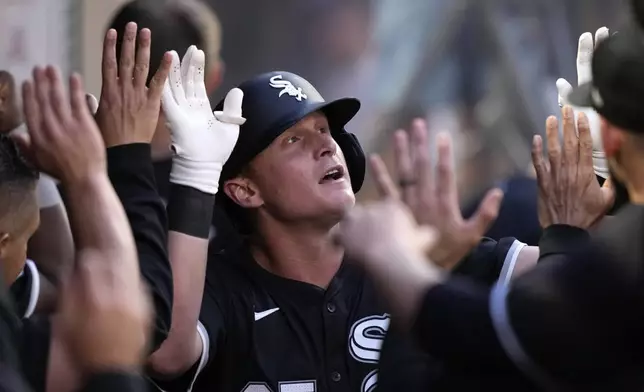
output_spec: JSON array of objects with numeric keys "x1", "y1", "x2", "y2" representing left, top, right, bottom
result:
[
  {"x1": 107, "y1": 144, "x2": 173, "y2": 351},
  {"x1": 9, "y1": 259, "x2": 40, "y2": 319},
  {"x1": 453, "y1": 237, "x2": 525, "y2": 286}
]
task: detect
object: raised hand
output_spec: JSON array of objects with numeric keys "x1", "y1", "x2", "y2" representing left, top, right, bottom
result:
[
  {"x1": 556, "y1": 27, "x2": 610, "y2": 179},
  {"x1": 531, "y1": 106, "x2": 614, "y2": 229},
  {"x1": 369, "y1": 119, "x2": 503, "y2": 270},
  {"x1": 162, "y1": 46, "x2": 245, "y2": 195},
  {"x1": 16, "y1": 66, "x2": 105, "y2": 184},
  {"x1": 95, "y1": 23, "x2": 171, "y2": 147}
]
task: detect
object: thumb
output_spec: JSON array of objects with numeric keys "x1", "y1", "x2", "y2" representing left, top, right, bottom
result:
[
  {"x1": 214, "y1": 88, "x2": 246, "y2": 125},
  {"x1": 467, "y1": 188, "x2": 504, "y2": 236},
  {"x1": 161, "y1": 79, "x2": 180, "y2": 124},
  {"x1": 85, "y1": 93, "x2": 99, "y2": 115},
  {"x1": 556, "y1": 78, "x2": 573, "y2": 107}
]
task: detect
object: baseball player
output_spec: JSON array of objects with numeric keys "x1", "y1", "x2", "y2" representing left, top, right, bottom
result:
[{"x1": 148, "y1": 39, "x2": 545, "y2": 389}]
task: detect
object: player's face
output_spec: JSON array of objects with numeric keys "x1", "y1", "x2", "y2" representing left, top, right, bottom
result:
[
  {"x1": 0, "y1": 197, "x2": 39, "y2": 286},
  {"x1": 248, "y1": 111, "x2": 355, "y2": 223}
]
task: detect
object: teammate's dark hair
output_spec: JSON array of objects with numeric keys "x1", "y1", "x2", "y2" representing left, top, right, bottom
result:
[
  {"x1": 0, "y1": 135, "x2": 38, "y2": 233},
  {"x1": 107, "y1": 0, "x2": 205, "y2": 85}
]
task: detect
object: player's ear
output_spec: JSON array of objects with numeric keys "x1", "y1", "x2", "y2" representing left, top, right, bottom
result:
[{"x1": 223, "y1": 177, "x2": 264, "y2": 209}]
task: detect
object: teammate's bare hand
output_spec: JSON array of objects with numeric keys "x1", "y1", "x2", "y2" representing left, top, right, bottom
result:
[
  {"x1": 370, "y1": 119, "x2": 503, "y2": 270},
  {"x1": 59, "y1": 249, "x2": 152, "y2": 374},
  {"x1": 337, "y1": 198, "x2": 437, "y2": 267},
  {"x1": 95, "y1": 23, "x2": 171, "y2": 147},
  {"x1": 532, "y1": 106, "x2": 614, "y2": 228},
  {"x1": 16, "y1": 66, "x2": 106, "y2": 184}
]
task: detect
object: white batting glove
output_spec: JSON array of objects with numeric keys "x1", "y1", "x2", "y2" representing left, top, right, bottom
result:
[
  {"x1": 162, "y1": 46, "x2": 246, "y2": 195},
  {"x1": 556, "y1": 27, "x2": 610, "y2": 179}
]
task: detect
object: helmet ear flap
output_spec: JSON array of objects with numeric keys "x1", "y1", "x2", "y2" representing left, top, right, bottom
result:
[{"x1": 335, "y1": 132, "x2": 365, "y2": 192}]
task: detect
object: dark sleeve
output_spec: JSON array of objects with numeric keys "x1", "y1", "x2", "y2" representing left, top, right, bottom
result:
[
  {"x1": 107, "y1": 144, "x2": 172, "y2": 351},
  {"x1": 0, "y1": 364, "x2": 32, "y2": 392},
  {"x1": 378, "y1": 237, "x2": 524, "y2": 391},
  {"x1": 20, "y1": 318, "x2": 51, "y2": 392},
  {"x1": 453, "y1": 237, "x2": 523, "y2": 286},
  {"x1": 413, "y1": 226, "x2": 644, "y2": 385},
  {"x1": 81, "y1": 372, "x2": 146, "y2": 392}
]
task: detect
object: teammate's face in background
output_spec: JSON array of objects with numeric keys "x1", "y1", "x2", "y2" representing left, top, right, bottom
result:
[
  {"x1": 245, "y1": 111, "x2": 355, "y2": 224},
  {"x1": 0, "y1": 193, "x2": 39, "y2": 285}
]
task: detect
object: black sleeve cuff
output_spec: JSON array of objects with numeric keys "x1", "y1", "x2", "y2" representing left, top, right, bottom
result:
[
  {"x1": 538, "y1": 224, "x2": 590, "y2": 259},
  {"x1": 82, "y1": 371, "x2": 145, "y2": 392},
  {"x1": 167, "y1": 184, "x2": 215, "y2": 238},
  {"x1": 106, "y1": 144, "x2": 152, "y2": 173}
]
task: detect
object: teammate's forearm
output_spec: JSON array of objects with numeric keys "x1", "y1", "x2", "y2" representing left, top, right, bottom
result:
[
  {"x1": 63, "y1": 174, "x2": 135, "y2": 258},
  {"x1": 150, "y1": 184, "x2": 213, "y2": 374}
]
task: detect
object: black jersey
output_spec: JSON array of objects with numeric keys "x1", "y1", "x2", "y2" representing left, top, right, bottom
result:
[{"x1": 152, "y1": 236, "x2": 524, "y2": 392}]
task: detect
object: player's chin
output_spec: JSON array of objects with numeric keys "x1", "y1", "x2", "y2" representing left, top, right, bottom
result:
[{"x1": 324, "y1": 190, "x2": 356, "y2": 216}]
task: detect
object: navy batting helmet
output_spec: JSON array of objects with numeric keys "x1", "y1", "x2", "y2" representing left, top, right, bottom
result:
[
  {"x1": 215, "y1": 71, "x2": 365, "y2": 191},
  {"x1": 214, "y1": 71, "x2": 365, "y2": 231}
]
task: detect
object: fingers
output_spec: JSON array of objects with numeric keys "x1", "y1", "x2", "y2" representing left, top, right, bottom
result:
[
  {"x1": 466, "y1": 188, "x2": 504, "y2": 236},
  {"x1": 577, "y1": 112, "x2": 594, "y2": 169},
  {"x1": 193, "y1": 49, "x2": 209, "y2": 101},
  {"x1": 101, "y1": 29, "x2": 118, "y2": 91},
  {"x1": 531, "y1": 135, "x2": 548, "y2": 183},
  {"x1": 22, "y1": 80, "x2": 41, "y2": 147},
  {"x1": 561, "y1": 106, "x2": 579, "y2": 166},
  {"x1": 556, "y1": 78, "x2": 573, "y2": 107},
  {"x1": 180, "y1": 46, "x2": 196, "y2": 90},
  {"x1": 118, "y1": 22, "x2": 137, "y2": 82},
  {"x1": 86, "y1": 93, "x2": 99, "y2": 115},
  {"x1": 369, "y1": 154, "x2": 400, "y2": 200},
  {"x1": 393, "y1": 129, "x2": 416, "y2": 206},
  {"x1": 214, "y1": 87, "x2": 246, "y2": 125},
  {"x1": 595, "y1": 26, "x2": 609, "y2": 49},
  {"x1": 46, "y1": 66, "x2": 71, "y2": 121},
  {"x1": 185, "y1": 59, "x2": 196, "y2": 100},
  {"x1": 167, "y1": 51, "x2": 187, "y2": 106},
  {"x1": 577, "y1": 32, "x2": 594, "y2": 85},
  {"x1": 70, "y1": 74, "x2": 92, "y2": 121},
  {"x1": 133, "y1": 28, "x2": 151, "y2": 89},
  {"x1": 33, "y1": 67, "x2": 61, "y2": 140},
  {"x1": 410, "y1": 119, "x2": 434, "y2": 201},
  {"x1": 148, "y1": 52, "x2": 172, "y2": 103},
  {"x1": 546, "y1": 115, "x2": 561, "y2": 182},
  {"x1": 435, "y1": 132, "x2": 456, "y2": 207}
]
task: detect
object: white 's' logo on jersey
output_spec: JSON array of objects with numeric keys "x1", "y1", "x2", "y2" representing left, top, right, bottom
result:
[
  {"x1": 348, "y1": 314, "x2": 391, "y2": 392},
  {"x1": 269, "y1": 75, "x2": 307, "y2": 101}
]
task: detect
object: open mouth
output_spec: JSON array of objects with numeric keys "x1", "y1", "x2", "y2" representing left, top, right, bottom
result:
[{"x1": 320, "y1": 165, "x2": 345, "y2": 184}]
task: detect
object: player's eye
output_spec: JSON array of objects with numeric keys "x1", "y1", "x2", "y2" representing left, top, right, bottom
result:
[
  {"x1": 286, "y1": 135, "x2": 300, "y2": 144},
  {"x1": 319, "y1": 126, "x2": 329, "y2": 134}
]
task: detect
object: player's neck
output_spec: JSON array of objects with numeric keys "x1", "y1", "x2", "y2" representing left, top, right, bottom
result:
[{"x1": 251, "y1": 220, "x2": 343, "y2": 289}]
